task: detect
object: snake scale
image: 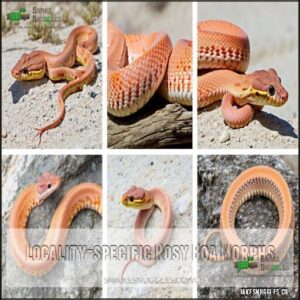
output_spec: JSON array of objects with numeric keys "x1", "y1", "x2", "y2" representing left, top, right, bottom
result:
[{"x1": 108, "y1": 22, "x2": 192, "y2": 117}]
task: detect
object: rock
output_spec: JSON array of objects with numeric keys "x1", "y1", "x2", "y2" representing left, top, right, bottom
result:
[
  {"x1": 2, "y1": 155, "x2": 102, "y2": 298},
  {"x1": 198, "y1": 155, "x2": 298, "y2": 298},
  {"x1": 2, "y1": 132, "x2": 8, "y2": 138},
  {"x1": 89, "y1": 91, "x2": 97, "y2": 98}
]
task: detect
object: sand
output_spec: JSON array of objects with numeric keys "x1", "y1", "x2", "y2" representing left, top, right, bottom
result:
[{"x1": 107, "y1": 155, "x2": 193, "y2": 298}]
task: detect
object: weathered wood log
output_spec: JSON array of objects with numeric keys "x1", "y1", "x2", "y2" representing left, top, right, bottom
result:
[{"x1": 108, "y1": 100, "x2": 192, "y2": 148}]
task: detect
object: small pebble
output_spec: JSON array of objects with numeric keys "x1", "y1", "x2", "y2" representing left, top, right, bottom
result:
[
  {"x1": 2, "y1": 132, "x2": 8, "y2": 138},
  {"x1": 219, "y1": 130, "x2": 230, "y2": 143},
  {"x1": 89, "y1": 91, "x2": 97, "y2": 98}
]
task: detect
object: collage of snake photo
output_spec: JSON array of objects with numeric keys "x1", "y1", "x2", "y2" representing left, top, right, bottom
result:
[{"x1": 1, "y1": 1, "x2": 299, "y2": 299}]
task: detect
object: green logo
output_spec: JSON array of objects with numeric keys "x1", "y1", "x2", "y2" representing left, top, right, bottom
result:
[
  {"x1": 7, "y1": 7, "x2": 30, "y2": 21},
  {"x1": 43, "y1": 16, "x2": 52, "y2": 23},
  {"x1": 235, "y1": 256, "x2": 258, "y2": 273}
]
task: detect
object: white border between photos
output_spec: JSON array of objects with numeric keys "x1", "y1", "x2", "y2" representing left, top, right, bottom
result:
[{"x1": 1, "y1": 1, "x2": 299, "y2": 299}]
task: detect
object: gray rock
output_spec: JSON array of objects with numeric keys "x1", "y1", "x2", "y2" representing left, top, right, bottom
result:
[
  {"x1": 197, "y1": 155, "x2": 298, "y2": 298},
  {"x1": 2, "y1": 155, "x2": 102, "y2": 298}
]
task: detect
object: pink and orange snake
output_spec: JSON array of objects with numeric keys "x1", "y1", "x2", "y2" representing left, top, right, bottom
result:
[
  {"x1": 203, "y1": 166, "x2": 294, "y2": 274},
  {"x1": 120, "y1": 186, "x2": 172, "y2": 282},
  {"x1": 198, "y1": 20, "x2": 288, "y2": 128},
  {"x1": 108, "y1": 20, "x2": 287, "y2": 127},
  {"x1": 108, "y1": 22, "x2": 192, "y2": 117},
  {"x1": 11, "y1": 25, "x2": 98, "y2": 144},
  {"x1": 8, "y1": 172, "x2": 102, "y2": 276}
]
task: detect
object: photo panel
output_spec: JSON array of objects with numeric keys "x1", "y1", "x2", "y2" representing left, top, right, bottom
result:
[
  {"x1": 2, "y1": 2, "x2": 102, "y2": 149},
  {"x1": 197, "y1": 2, "x2": 298, "y2": 149},
  {"x1": 2, "y1": 155, "x2": 102, "y2": 298},
  {"x1": 106, "y1": 155, "x2": 193, "y2": 297},
  {"x1": 107, "y1": 2, "x2": 193, "y2": 149},
  {"x1": 197, "y1": 155, "x2": 298, "y2": 298}
]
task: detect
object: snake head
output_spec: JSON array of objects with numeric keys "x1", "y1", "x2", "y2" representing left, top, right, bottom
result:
[
  {"x1": 36, "y1": 172, "x2": 61, "y2": 204},
  {"x1": 11, "y1": 52, "x2": 46, "y2": 80},
  {"x1": 232, "y1": 68, "x2": 288, "y2": 107},
  {"x1": 121, "y1": 186, "x2": 153, "y2": 209}
]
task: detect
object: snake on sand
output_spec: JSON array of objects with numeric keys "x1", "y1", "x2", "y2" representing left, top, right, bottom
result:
[
  {"x1": 198, "y1": 20, "x2": 288, "y2": 128},
  {"x1": 108, "y1": 22, "x2": 192, "y2": 117},
  {"x1": 11, "y1": 25, "x2": 98, "y2": 144},
  {"x1": 120, "y1": 186, "x2": 172, "y2": 282},
  {"x1": 8, "y1": 172, "x2": 102, "y2": 276}
]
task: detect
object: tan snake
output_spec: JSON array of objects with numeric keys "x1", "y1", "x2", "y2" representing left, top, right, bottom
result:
[
  {"x1": 120, "y1": 186, "x2": 172, "y2": 282},
  {"x1": 11, "y1": 25, "x2": 98, "y2": 144},
  {"x1": 203, "y1": 166, "x2": 294, "y2": 274},
  {"x1": 108, "y1": 22, "x2": 192, "y2": 117},
  {"x1": 198, "y1": 20, "x2": 288, "y2": 128},
  {"x1": 8, "y1": 172, "x2": 102, "y2": 276}
]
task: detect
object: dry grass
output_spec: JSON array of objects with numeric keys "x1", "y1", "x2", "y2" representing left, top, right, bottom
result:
[
  {"x1": 2, "y1": 15, "x2": 19, "y2": 35},
  {"x1": 81, "y1": 2, "x2": 102, "y2": 25},
  {"x1": 62, "y1": 10, "x2": 75, "y2": 26},
  {"x1": 27, "y1": 19, "x2": 62, "y2": 44}
]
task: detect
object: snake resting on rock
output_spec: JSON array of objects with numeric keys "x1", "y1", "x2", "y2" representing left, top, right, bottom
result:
[
  {"x1": 198, "y1": 20, "x2": 288, "y2": 128},
  {"x1": 9, "y1": 173, "x2": 102, "y2": 276},
  {"x1": 120, "y1": 186, "x2": 172, "y2": 282},
  {"x1": 203, "y1": 166, "x2": 294, "y2": 274},
  {"x1": 11, "y1": 25, "x2": 98, "y2": 144},
  {"x1": 108, "y1": 22, "x2": 192, "y2": 117}
]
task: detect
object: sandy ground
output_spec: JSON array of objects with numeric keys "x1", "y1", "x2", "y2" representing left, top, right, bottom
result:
[
  {"x1": 198, "y1": 2, "x2": 298, "y2": 148},
  {"x1": 1, "y1": 2, "x2": 102, "y2": 149},
  {"x1": 2, "y1": 155, "x2": 102, "y2": 298},
  {"x1": 107, "y1": 155, "x2": 193, "y2": 298},
  {"x1": 199, "y1": 104, "x2": 298, "y2": 148}
]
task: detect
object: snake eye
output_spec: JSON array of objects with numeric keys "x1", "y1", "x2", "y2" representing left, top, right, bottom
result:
[
  {"x1": 48, "y1": 184, "x2": 52, "y2": 189},
  {"x1": 22, "y1": 67, "x2": 28, "y2": 74},
  {"x1": 128, "y1": 196, "x2": 134, "y2": 202},
  {"x1": 268, "y1": 85, "x2": 275, "y2": 96}
]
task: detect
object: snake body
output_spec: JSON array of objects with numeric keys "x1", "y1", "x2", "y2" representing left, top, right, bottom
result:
[
  {"x1": 108, "y1": 22, "x2": 192, "y2": 117},
  {"x1": 11, "y1": 25, "x2": 98, "y2": 143},
  {"x1": 120, "y1": 186, "x2": 172, "y2": 281},
  {"x1": 203, "y1": 166, "x2": 294, "y2": 274},
  {"x1": 8, "y1": 173, "x2": 102, "y2": 276},
  {"x1": 198, "y1": 20, "x2": 288, "y2": 128}
]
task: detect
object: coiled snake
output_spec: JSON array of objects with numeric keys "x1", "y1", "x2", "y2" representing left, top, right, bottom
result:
[
  {"x1": 8, "y1": 173, "x2": 102, "y2": 276},
  {"x1": 203, "y1": 166, "x2": 294, "y2": 274},
  {"x1": 11, "y1": 25, "x2": 98, "y2": 144},
  {"x1": 108, "y1": 22, "x2": 192, "y2": 117},
  {"x1": 120, "y1": 186, "x2": 172, "y2": 282},
  {"x1": 198, "y1": 20, "x2": 288, "y2": 128}
]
